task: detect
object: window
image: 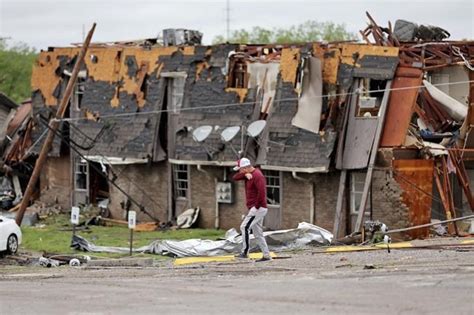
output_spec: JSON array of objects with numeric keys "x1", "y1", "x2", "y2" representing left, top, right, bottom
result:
[
  {"x1": 74, "y1": 158, "x2": 88, "y2": 191},
  {"x1": 356, "y1": 79, "x2": 387, "y2": 117},
  {"x1": 350, "y1": 172, "x2": 371, "y2": 215},
  {"x1": 161, "y1": 72, "x2": 187, "y2": 113},
  {"x1": 168, "y1": 77, "x2": 186, "y2": 113},
  {"x1": 72, "y1": 77, "x2": 85, "y2": 111},
  {"x1": 227, "y1": 54, "x2": 248, "y2": 88},
  {"x1": 263, "y1": 170, "x2": 281, "y2": 206},
  {"x1": 173, "y1": 164, "x2": 189, "y2": 199}
]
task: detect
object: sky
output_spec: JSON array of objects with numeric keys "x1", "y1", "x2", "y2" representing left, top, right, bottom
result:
[{"x1": 0, "y1": 0, "x2": 473, "y2": 50}]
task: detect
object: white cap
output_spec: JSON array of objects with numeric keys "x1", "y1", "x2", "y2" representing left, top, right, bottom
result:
[{"x1": 233, "y1": 158, "x2": 251, "y2": 171}]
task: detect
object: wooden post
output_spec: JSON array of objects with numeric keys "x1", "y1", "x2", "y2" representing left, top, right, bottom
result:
[
  {"x1": 333, "y1": 170, "x2": 347, "y2": 237},
  {"x1": 433, "y1": 166, "x2": 456, "y2": 234},
  {"x1": 354, "y1": 80, "x2": 393, "y2": 232},
  {"x1": 15, "y1": 23, "x2": 96, "y2": 226},
  {"x1": 441, "y1": 157, "x2": 459, "y2": 235}
]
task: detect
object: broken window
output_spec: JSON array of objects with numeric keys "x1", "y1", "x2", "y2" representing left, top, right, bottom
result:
[
  {"x1": 173, "y1": 164, "x2": 189, "y2": 199},
  {"x1": 227, "y1": 54, "x2": 248, "y2": 88},
  {"x1": 350, "y1": 172, "x2": 371, "y2": 223},
  {"x1": 263, "y1": 170, "x2": 281, "y2": 206},
  {"x1": 169, "y1": 77, "x2": 186, "y2": 112},
  {"x1": 74, "y1": 158, "x2": 88, "y2": 191},
  {"x1": 161, "y1": 72, "x2": 187, "y2": 113},
  {"x1": 71, "y1": 77, "x2": 85, "y2": 111},
  {"x1": 356, "y1": 79, "x2": 387, "y2": 117}
]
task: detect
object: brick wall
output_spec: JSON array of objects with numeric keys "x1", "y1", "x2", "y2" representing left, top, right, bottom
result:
[
  {"x1": 39, "y1": 156, "x2": 72, "y2": 209},
  {"x1": 108, "y1": 162, "x2": 169, "y2": 222},
  {"x1": 371, "y1": 169, "x2": 410, "y2": 233},
  {"x1": 184, "y1": 166, "x2": 412, "y2": 236},
  {"x1": 187, "y1": 165, "x2": 247, "y2": 230},
  {"x1": 313, "y1": 173, "x2": 341, "y2": 232},
  {"x1": 188, "y1": 167, "x2": 342, "y2": 231},
  {"x1": 281, "y1": 172, "x2": 340, "y2": 231}
]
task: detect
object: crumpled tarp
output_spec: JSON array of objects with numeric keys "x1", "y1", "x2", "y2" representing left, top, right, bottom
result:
[{"x1": 71, "y1": 222, "x2": 333, "y2": 257}]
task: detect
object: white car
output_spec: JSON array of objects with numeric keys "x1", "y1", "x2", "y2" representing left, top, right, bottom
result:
[{"x1": 0, "y1": 216, "x2": 22, "y2": 254}]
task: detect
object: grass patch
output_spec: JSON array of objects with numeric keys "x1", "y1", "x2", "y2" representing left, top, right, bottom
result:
[{"x1": 21, "y1": 214, "x2": 226, "y2": 258}]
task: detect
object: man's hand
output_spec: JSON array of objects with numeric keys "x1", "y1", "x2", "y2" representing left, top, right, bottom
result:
[{"x1": 245, "y1": 173, "x2": 253, "y2": 180}]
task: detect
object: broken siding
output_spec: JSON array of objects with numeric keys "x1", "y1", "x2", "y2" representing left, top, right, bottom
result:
[
  {"x1": 31, "y1": 46, "x2": 194, "y2": 160},
  {"x1": 267, "y1": 82, "x2": 336, "y2": 171},
  {"x1": 174, "y1": 45, "x2": 336, "y2": 171}
]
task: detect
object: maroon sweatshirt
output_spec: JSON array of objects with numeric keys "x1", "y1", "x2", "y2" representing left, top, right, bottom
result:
[{"x1": 232, "y1": 168, "x2": 267, "y2": 210}]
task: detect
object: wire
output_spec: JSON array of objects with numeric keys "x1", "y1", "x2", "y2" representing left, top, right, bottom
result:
[
  {"x1": 54, "y1": 79, "x2": 474, "y2": 123},
  {"x1": 36, "y1": 118, "x2": 160, "y2": 222},
  {"x1": 66, "y1": 115, "x2": 168, "y2": 212},
  {"x1": 35, "y1": 103, "x2": 168, "y2": 213}
]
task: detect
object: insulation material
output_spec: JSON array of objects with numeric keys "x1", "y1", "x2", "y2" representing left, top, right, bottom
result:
[
  {"x1": 292, "y1": 57, "x2": 323, "y2": 134},
  {"x1": 393, "y1": 159, "x2": 434, "y2": 239},
  {"x1": 247, "y1": 62, "x2": 280, "y2": 112},
  {"x1": 423, "y1": 80, "x2": 467, "y2": 121},
  {"x1": 279, "y1": 47, "x2": 300, "y2": 83}
]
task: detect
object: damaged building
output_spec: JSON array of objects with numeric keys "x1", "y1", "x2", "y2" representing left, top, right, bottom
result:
[{"x1": 5, "y1": 13, "x2": 474, "y2": 239}]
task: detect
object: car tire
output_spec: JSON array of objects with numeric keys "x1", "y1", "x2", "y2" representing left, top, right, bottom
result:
[{"x1": 6, "y1": 234, "x2": 18, "y2": 254}]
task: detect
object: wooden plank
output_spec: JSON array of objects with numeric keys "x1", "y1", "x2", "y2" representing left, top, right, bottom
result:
[
  {"x1": 333, "y1": 170, "x2": 347, "y2": 237},
  {"x1": 441, "y1": 157, "x2": 459, "y2": 235},
  {"x1": 449, "y1": 150, "x2": 474, "y2": 211},
  {"x1": 393, "y1": 159, "x2": 434, "y2": 239},
  {"x1": 354, "y1": 81, "x2": 392, "y2": 232},
  {"x1": 433, "y1": 168, "x2": 456, "y2": 234},
  {"x1": 380, "y1": 67, "x2": 423, "y2": 147}
]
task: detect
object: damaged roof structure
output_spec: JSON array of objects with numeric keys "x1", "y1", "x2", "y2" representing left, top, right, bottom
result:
[{"x1": 3, "y1": 12, "x2": 473, "y2": 240}]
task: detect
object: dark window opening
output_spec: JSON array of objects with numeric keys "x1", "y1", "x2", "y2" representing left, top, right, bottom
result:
[
  {"x1": 74, "y1": 158, "x2": 88, "y2": 191},
  {"x1": 88, "y1": 161, "x2": 110, "y2": 204},
  {"x1": 227, "y1": 55, "x2": 248, "y2": 88},
  {"x1": 356, "y1": 79, "x2": 387, "y2": 117}
]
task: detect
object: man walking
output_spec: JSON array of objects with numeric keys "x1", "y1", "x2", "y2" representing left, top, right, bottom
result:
[{"x1": 232, "y1": 158, "x2": 272, "y2": 262}]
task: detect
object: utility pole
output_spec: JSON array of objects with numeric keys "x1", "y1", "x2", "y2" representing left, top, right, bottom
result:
[
  {"x1": 15, "y1": 23, "x2": 97, "y2": 226},
  {"x1": 226, "y1": 0, "x2": 230, "y2": 41}
]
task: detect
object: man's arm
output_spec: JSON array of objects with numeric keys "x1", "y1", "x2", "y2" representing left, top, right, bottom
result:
[{"x1": 232, "y1": 172, "x2": 246, "y2": 181}]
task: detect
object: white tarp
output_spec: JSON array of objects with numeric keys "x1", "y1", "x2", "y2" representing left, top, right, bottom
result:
[
  {"x1": 423, "y1": 80, "x2": 468, "y2": 121},
  {"x1": 292, "y1": 57, "x2": 323, "y2": 134},
  {"x1": 71, "y1": 222, "x2": 333, "y2": 257}
]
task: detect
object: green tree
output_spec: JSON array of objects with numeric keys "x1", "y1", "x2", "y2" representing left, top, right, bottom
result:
[
  {"x1": 213, "y1": 20, "x2": 357, "y2": 44},
  {"x1": 0, "y1": 39, "x2": 37, "y2": 103}
]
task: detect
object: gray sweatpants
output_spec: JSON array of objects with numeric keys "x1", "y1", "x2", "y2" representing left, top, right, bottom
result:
[{"x1": 240, "y1": 207, "x2": 270, "y2": 258}]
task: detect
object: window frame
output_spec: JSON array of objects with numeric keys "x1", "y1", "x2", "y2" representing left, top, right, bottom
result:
[
  {"x1": 173, "y1": 164, "x2": 190, "y2": 200},
  {"x1": 74, "y1": 158, "x2": 88, "y2": 192},
  {"x1": 263, "y1": 170, "x2": 282, "y2": 207}
]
